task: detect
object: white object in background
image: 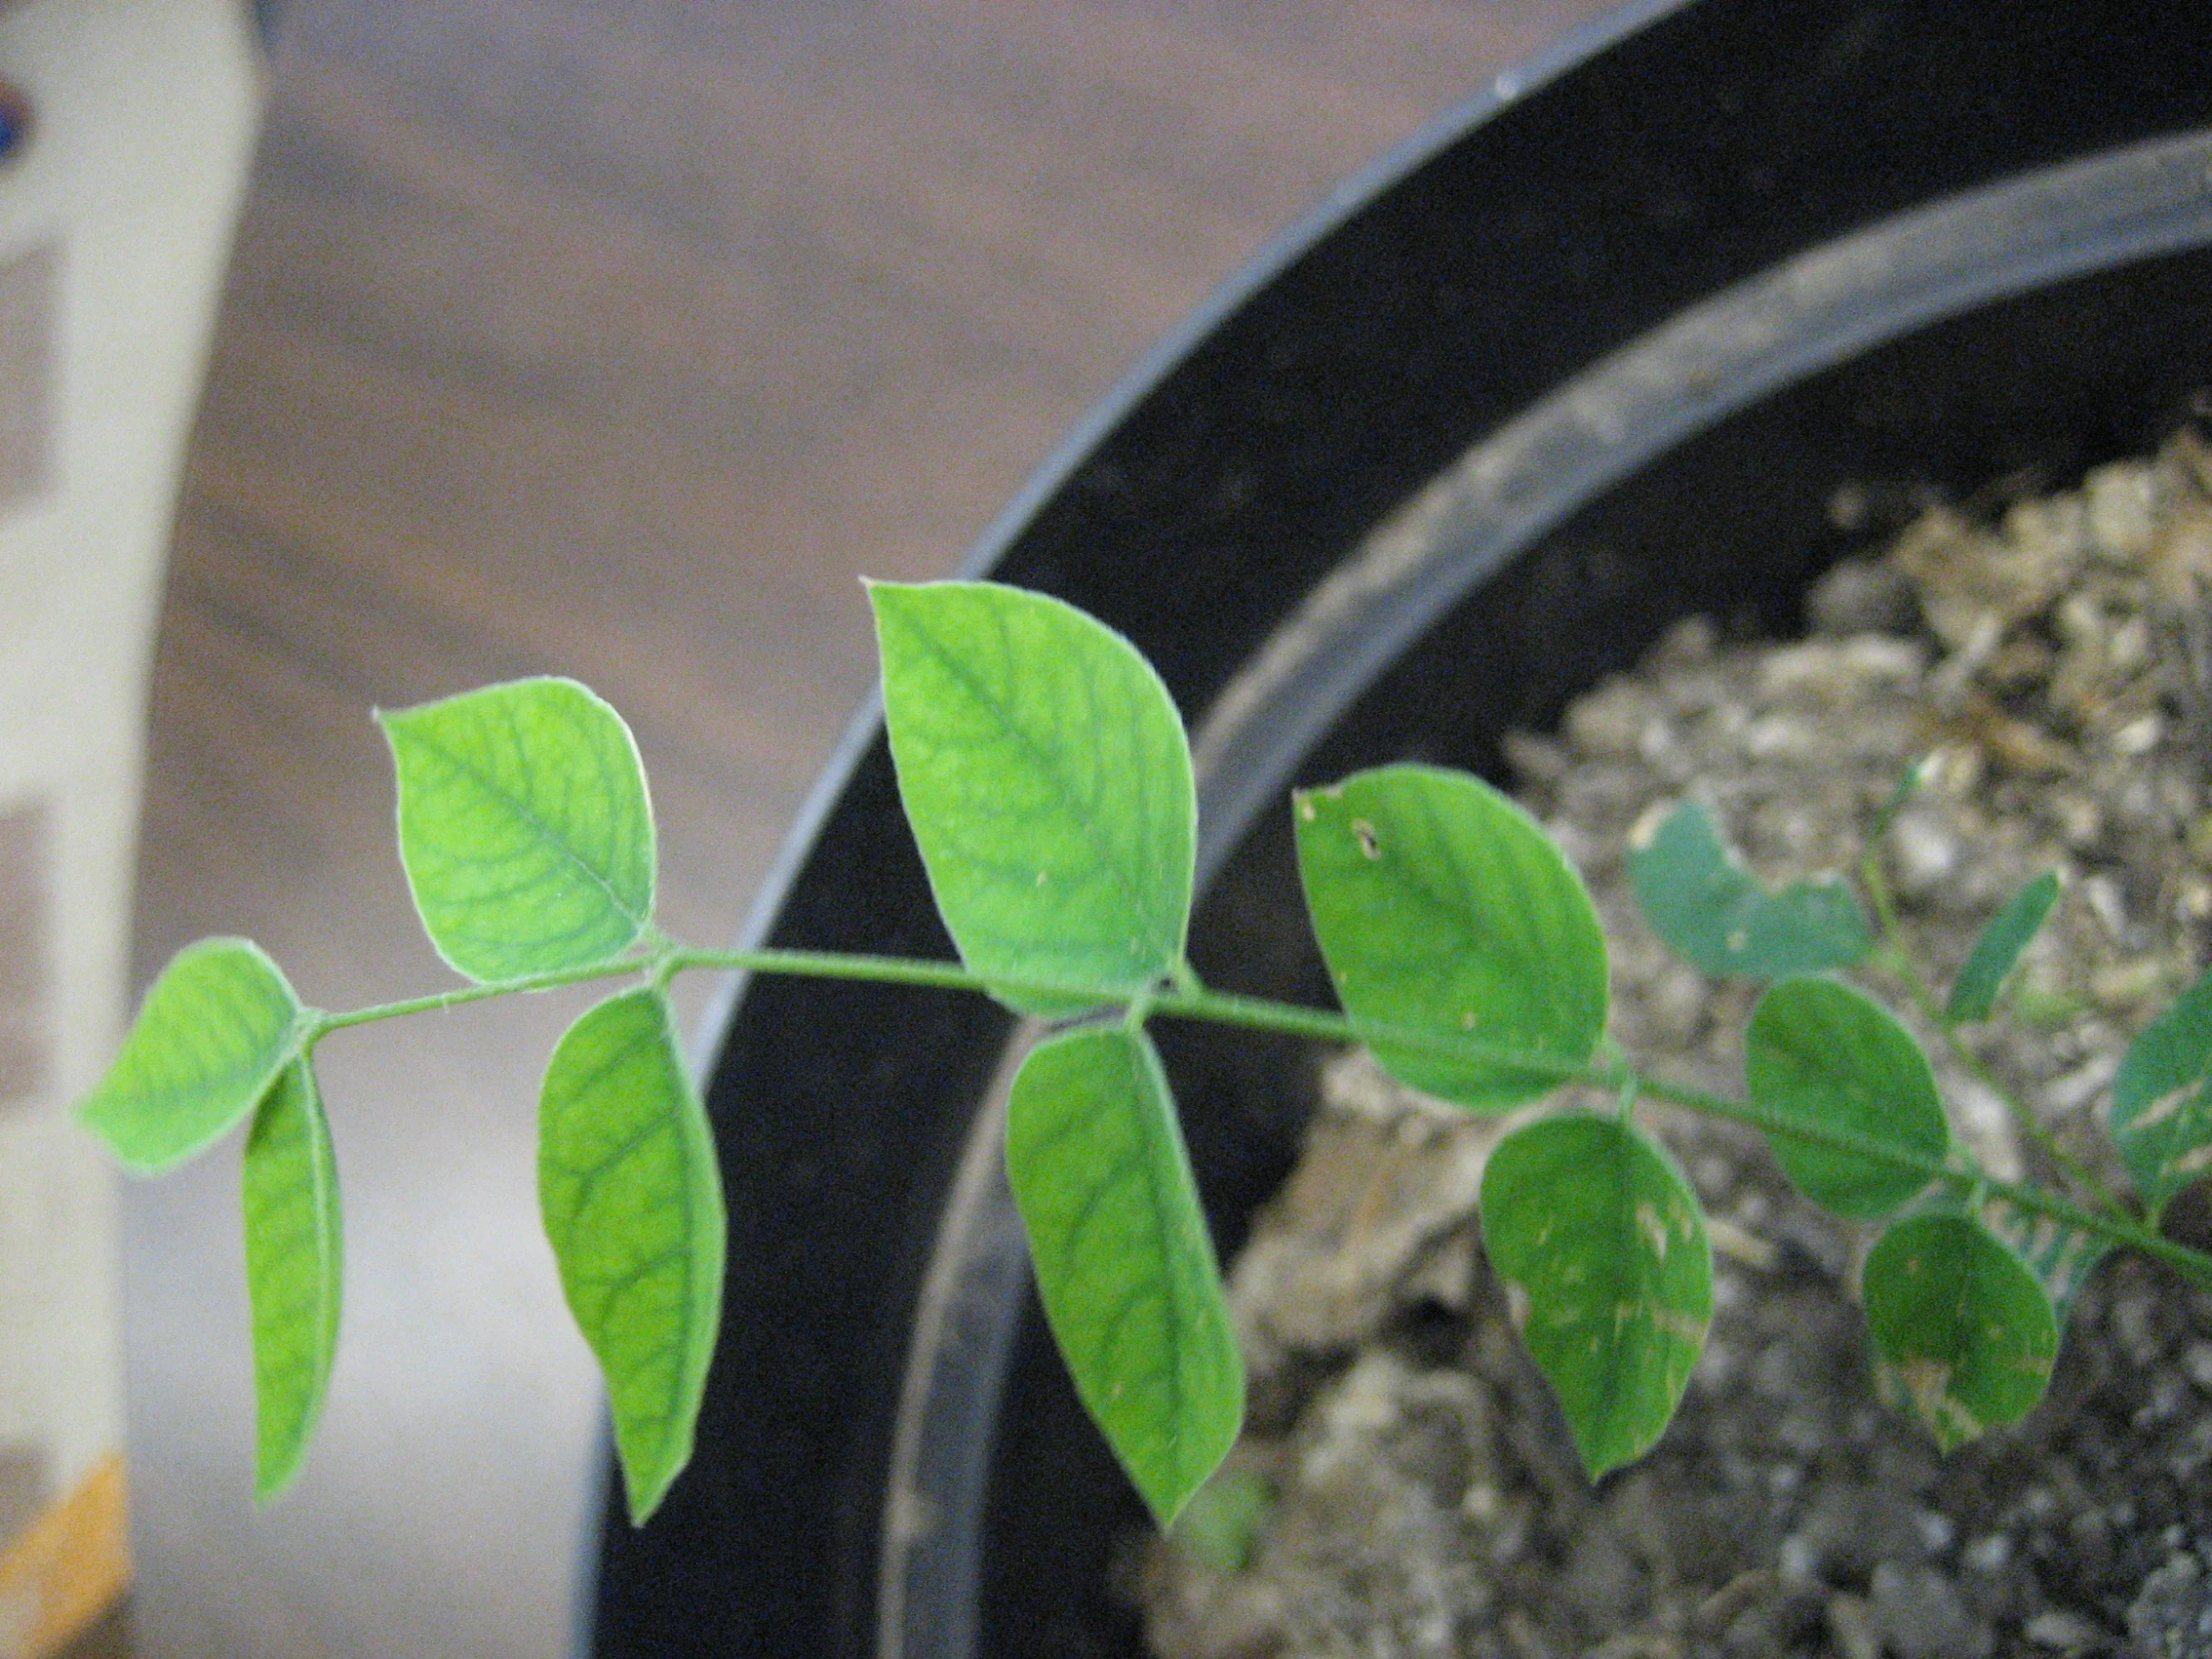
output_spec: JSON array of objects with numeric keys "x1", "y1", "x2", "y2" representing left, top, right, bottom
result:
[{"x1": 0, "y1": 2, "x2": 261, "y2": 1653}]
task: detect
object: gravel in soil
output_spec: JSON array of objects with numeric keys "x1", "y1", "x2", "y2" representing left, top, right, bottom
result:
[{"x1": 1135, "y1": 434, "x2": 2212, "y2": 1659}]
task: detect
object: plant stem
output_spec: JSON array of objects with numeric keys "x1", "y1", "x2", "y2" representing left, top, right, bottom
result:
[
  {"x1": 1629, "y1": 1071, "x2": 2199, "y2": 1284},
  {"x1": 1169, "y1": 984, "x2": 2196, "y2": 1284},
  {"x1": 299, "y1": 938, "x2": 2207, "y2": 1289},
  {"x1": 668, "y1": 947, "x2": 1108, "y2": 1001},
  {"x1": 307, "y1": 955, "x2": 662, "y2": 1038}
]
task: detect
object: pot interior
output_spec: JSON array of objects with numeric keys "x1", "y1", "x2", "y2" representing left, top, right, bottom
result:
[{"x1": 940, "y1": 158, "x2": 2212, "y2": 1659}]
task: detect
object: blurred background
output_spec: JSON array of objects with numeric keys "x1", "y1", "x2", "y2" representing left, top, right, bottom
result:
[{"x1": 11, "y1": 0, "x2": 1624, "y2": 1653}]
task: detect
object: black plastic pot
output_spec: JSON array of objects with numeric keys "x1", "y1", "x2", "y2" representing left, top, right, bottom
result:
[{"x1": 589, "y1": 3, "x2": 2212, "y2": 1654}]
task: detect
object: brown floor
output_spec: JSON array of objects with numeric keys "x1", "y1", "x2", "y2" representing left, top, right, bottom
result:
[{"x1": 124, "y1": 2, "x2": 1617, "y2": 1653}]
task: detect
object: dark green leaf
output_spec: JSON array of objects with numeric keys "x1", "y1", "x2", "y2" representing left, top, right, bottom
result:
[
  {"x1": 1745, "y1": 975, "x2": 1948, "y2": 1219},
  {"x1": 2111, "y1": 967, "x2": 2212, "y2": 1219},
  {"x1": 1946, "y1": 871, "x2": 2060, "y2": 1026},
  {"x1": 380, "y1": 678, "x2": 656, "y2": 982},
  {"x1": 1006, "y1": 1026, "x2": 1242, "y2": 1527},
  {"x1": 1864, "y1": 1212, "x2": 2058, "y2": 1451},
  {"x1": 539, "y1": 988, "x2": 723, "y2": 1523},
  {"x1": 1627, "y1": 801, "x2": 1872, "y2": 979},
  {"x1": 870, "y1": 581, "x2": 1195, "y2": 1015},
  {"x1": 1480, "y1": 1114, "x2": 1711, "y2": 1478},
  {"x1": 78, "y1": 938, "x2": 305, "y2": 1173},
  {"x1": 1295, "y1": 766, "x2": 1606, "y2": 1111},
  {"x1": 244, "y1": 1059, "x2": 342, "y2": 1502}
]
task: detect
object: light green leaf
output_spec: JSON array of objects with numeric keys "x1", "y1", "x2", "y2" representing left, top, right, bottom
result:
[
  {"x1": 1479, "y1": 1113, "x2": 1711, "y2": 1478},
  {"x1": 1006, "y1": 1026, "x2": 1242, "y2": 1527},
  {"x1": 1627, "y1": 801, "x2": 1872, "y2": 979},
  {"x1": 380, "y1": 678, "x2": 656, "y2": 983},
  {"x1": 1864, "y1": 1212, "x2": 2058, "y2": 1451},
  {"x1": 2110, "y1": 967, "x2": 2212, "y2": 1220},
  {"x1": 869, "y1": 581, "x2": 1194, "y2": 1016},
  {"x1": 1946, "y1": 871, "x2": 2060, "y2": 1026},
  {"x1": 1745, "y1": 975, "x2": 1948, "y2": 1219},
  {"x1": 244, "y1": 1059, "x2": 342, "y2": 1502},
  {"x1": 1295, "y1": 766, "x2": 1606, "y2": 1111},
  {"x1": 78, "y1": 938, "x2": 305, "y2": 1174},
  {"x1": 539, "y1": 987, "x2": 723, "y2": 1523}
]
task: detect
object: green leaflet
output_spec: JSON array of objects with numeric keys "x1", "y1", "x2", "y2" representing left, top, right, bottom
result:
[
  {"x1": 870, "y1": 581, "x2": 1195, "y2": 1016},
  {"x1": 1946, "y1": 871, "x2": 2060, "y2": 1026},
  {"x1": 244, "y1": 1059, "x2": 343, "y2": 1502},
  {"x1": 539, "y1": 988, "x2": 724, "y2": 1523},
  {"x1": 2110, "y1": 967, "x2": 2212, "y2": 1220},
  {"x1": 1480, "y1": 1114, "x2": 1712, "y2": 1478},
  {"x1": 1295, "y1": 766, "x2": 1606, "y2": 1111},
  {"x1": 1627, "y1": 801, "x2": 1872, "y2": 980},
  {"x1": 1864, "y1": 1212, "x2": 2058, "y2": 1451},
  {"x1": 1005, "y1": 1026, "x2": 1242, "y2": 1528},
  {"x1": 380, "y1": 678, "x2": 656, "y2": 983},
  {"x1": 78, "y1": 938, "x2": 305, "y2": 1174},
  {"x1": 1745, "y1": 975, "x2": 1948, "y2": 1219}
]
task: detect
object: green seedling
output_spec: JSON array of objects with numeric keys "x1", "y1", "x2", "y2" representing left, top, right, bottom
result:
[{"x1": 79, "y1": 581, "x2": 2212, "y2": 1531}]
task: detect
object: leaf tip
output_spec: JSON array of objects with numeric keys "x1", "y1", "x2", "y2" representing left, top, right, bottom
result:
[
  {"x1": 620, "y1": 1449, "x2": 684, "y2": 1527},
  {"x1": 862, "y1": 575, "x2": 916, "y2": 607},
  {"x1": 71, "y1": 1092, "x2": 147, "y2": 1172},
  {"x1": 1136, "y1": 1413, "x2": 1244, "y2": 1533},
  {"x1": 1572, "y1": 1437, "x2": 1634, "y2": 1484},
  {"x1": 1170, "y1": 1467, "x2": 1274, "y2": 1572},
  {"x1": 253, "y1": 1446, "x2": 307, "y2": 1507}
]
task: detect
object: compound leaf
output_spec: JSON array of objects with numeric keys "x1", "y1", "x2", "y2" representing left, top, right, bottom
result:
[
  {"x1": 2110, "y1": 967, "x2": 2212, "y2": 1219},
  {"x1": 1745, "y1": 975, "x2": 1948, "y2": 1219},
  {"x1": 1296, "y1": 766, "x2": 1606, "y2": 1111},
  {"x1": 1946, "y1": 871, "x2": 2060, "y2": 1026},
  {"x1": 380, "y1": 678, "x2": 656, "y2": 983},
  {"x1": 1480, "y1": 1114, "x2": 1711, "y2": 1478},
  {"x1": 540, "y1": 988, "x2": 723, "y2": 1523},
  {"x1": 1006, "y1": 1026, "x2": 1241, "y2": 1528},
  {"x1": 1864, "y1": 1212, "x2": 2058, "y2": 1451},
  {"x1": 1628, "y1": 801, "x2": 1871, "y2": 979},
  {"x1": 870, "y1": 581, "x2": 1194, "y2": 1016},
  {"x1": 78, "y1": 937, "x2": 305, "y2": 1173},
  {"x1": 244, "y1": 1059, "x2": 342, "y2": 1502}
]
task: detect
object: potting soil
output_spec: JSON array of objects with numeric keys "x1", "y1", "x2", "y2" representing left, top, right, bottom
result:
[{"x1": 1135, "y1": 433, "x2": 2212, "y2": 1659}]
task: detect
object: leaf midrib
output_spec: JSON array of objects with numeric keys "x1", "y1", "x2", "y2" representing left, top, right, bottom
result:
[
  {"x1": 903, "y1": 607, "x2": 1182, "y2": 974},
  {"x1": 408, "y1": 714, "x2": 646, "y2": 945}
]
